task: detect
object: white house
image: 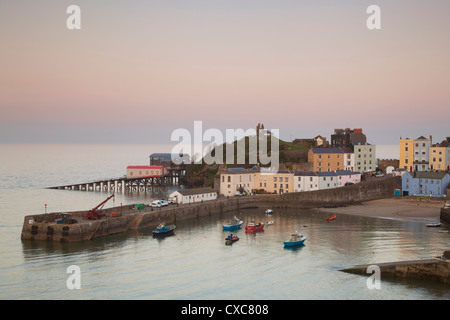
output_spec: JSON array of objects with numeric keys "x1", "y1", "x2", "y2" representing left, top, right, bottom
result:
[
  {"x1": 294, "y1": 171, "x2": 319, "y2": 192},
  {"x1": 343, "y1": 152, "x2": 354, "y2": 171},
  {"x1": 169, "y1": 187, "x2": 217, "y2": 204}
]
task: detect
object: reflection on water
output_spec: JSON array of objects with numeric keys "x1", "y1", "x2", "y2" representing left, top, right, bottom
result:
[
  {"x1": 16, "y1": 207, "x2": 450, "y2": 300},
  {"x1": 1, "y1": 144, "x2": 448, "y2": 300}
]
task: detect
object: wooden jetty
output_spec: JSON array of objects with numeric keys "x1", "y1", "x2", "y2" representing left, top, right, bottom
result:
[{"x1": 48, "y1": 168, "x2": 185, "y2": 193}]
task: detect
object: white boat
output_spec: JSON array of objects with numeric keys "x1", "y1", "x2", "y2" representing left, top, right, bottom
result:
[
  {"x1": 265, "y1": 209, "x2": 273, "y2": 215},
  {"x1": 426, "y1": 223, "x2": 441, "y2": 227}
]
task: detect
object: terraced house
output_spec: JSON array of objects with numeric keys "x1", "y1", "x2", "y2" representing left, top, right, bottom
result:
[
  {"x1": 399, "y1": 136, "x2": 432, "y2": 172},
  {"x1": 353, "y1": 142, "x2": 376, "y2": 173},
  {"x1": 402, "y1": 171, "x2": 450, "y2": 197},
  {"x1": 430, "y1": 140, "x2": 450, "y2": 171},
  {"x1": 308, "y1": 148, "x2": 346, "y2": 172},
  {"x1": 254, "y1": 170, "x2": 294, "y2": 194}
]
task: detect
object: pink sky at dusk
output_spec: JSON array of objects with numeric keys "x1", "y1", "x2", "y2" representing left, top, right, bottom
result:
[{"x1": 1, "y1": 1, "x2": 449, "y2": 144}]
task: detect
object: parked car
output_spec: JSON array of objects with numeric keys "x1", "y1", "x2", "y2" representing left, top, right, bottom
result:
[
  {"x1": 167, "y1": 197, "x2": 177, "y2": 204},
  {"x1": 150, "y1": 200, "x2": 162, "y2": 208},
  {"x1": 159, "y1": 200, "x2": 169, "y2": 207}
]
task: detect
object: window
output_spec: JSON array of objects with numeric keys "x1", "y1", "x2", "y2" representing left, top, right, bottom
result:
[{"x1": 227, "y1": 176, "x2": 231, "y2": 182}]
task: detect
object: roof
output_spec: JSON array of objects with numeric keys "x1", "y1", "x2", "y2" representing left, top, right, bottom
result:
[
  {"x1": 310, "y1": 148, "x2": 345, "y2": 154},
  {"x1": 318, "y1": 172, "x2": 337, "y2": 176},
  {"x1": 227, "y1": 167, "x2": 251, "y2": 172},
  {"x1": 294, "y1": 171, "x2": 317, "y2": 176},
  {"x1": 127, "y1": 166, "x2": 164, "y2": 169},
  {"x1": 149, "y1": 153, "x2": 190, "y2": 161},
  {"x1": 172, "y1": 187, "x2": 217, "y2": 196},
  {"x1": 335, "y1": 170, "x2": 360, "y2": 175},
  {"x1": 406, "y1": 172, "x2": 449, "y2": 179},
  {"x1": 416, "y1": 136, "x2": 428, "y2": 140}
]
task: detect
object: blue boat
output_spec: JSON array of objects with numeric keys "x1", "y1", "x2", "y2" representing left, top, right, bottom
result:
[
  {"x1": 284, "y1": 233, "x2": 306, "y2": 247},
  {"x1": 152, "y1": 223, "x2": 176, "y2": 236},
  {"x1": 222, "y1": 216, "x2": 243, "y2": 231}
]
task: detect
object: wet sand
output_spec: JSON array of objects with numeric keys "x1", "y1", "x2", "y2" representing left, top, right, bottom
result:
[{"x1": 320, "y1": 197, "x2": 445, "y2": 222}]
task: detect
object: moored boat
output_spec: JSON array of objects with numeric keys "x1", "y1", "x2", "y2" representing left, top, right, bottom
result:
[
  {"x1": 324, "y1": 214, "x2": 336, "y2": 221},
  {"x1": 223, "y1": 216, "x2": 243, "y2": 231},
  {"x1": 245, "y1": 220, "x2": 264, "y2": 232},
  {"x1": 426, "y1": 223, "x2": 441, "y2": 227},
  {"x1": 225, "y1": 233, "x2": 239, "y2": 245},
  {"x1": 265, "y1": 209, "x2": 273, "y2": 215},
  {"x1": 152, "y1": 223, "x2": 176, "y2": 236},
  {"x1": 284, "y1": 233, "x2": 306, "y2": 247}
]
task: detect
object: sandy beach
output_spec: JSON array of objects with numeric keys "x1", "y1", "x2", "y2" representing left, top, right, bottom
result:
[{"x1": 320, "y1": 197, "x2": 446, "y2": 223}]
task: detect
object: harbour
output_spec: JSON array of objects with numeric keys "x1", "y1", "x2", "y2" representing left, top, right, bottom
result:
[{"x1": 2, "y1": 144, "x2": 449, "y2": 300}]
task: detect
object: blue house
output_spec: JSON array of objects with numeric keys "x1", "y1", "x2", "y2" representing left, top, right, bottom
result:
[{"x1": 402, "y1": 171, "x2": 450, "y2": 197}]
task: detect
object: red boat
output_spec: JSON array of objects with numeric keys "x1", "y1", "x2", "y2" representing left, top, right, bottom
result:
[
  {"x1": 245, "y1": 221, "x2": 265, "y2": 232},
  {"x1": 325, "y1": 214, "x2": 336, "y2": 222}
]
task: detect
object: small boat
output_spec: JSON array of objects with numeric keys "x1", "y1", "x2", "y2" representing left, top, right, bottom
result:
[
  {"x1": 265, "y1": 209, "x2": 273, "y2": 215},
  {"x1": 267, "y1": 220, "x2": 274, "y2": 225},
  {"x1": 325, "y1": 214, "x2": 336, "y2": 221},
  {"x1": 152, "y1": 223, "x2": 176, "y2": 236},
  {"x1": 284, "y1": 233, "x2": 306, "y2": 247},
  {"x1": 245, "y1": 220, "x2": 265, "y2": 232},
  {"x1": 222, "y1": 216, "x2": 243, "y2": 231},
  {"x1": 225, "y1": 234, "x2": 239, "y2": 245},
  {"x1": 426, "y1": 223, "x2": 441, "y2": 227}
]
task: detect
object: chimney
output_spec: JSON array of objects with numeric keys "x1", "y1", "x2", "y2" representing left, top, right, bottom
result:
[{"x1": 429, "y1": 135, "x2": 432, "y2": 143}]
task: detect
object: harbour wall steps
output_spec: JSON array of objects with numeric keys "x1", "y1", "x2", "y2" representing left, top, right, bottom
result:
[
  {"x1": 339, "y1": 257, "x2": 450, "y2": 285},
  {"x1": 441, "y1": 207, "x2": 450, "y2": 224}
]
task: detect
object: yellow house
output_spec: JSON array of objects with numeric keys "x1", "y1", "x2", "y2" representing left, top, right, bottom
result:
[
  {"x1": 430, "y1": 146, "x2": 450, "y2": 171},
  {"x1": 254, "y1": 170, "x2": 294, "y2": 194},
  {"x1": 399, "y1": 138, "x2": 414, "y2": 172}
]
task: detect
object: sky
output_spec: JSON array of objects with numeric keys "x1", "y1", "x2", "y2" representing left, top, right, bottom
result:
[{"x1": 1, "y1": 0, "x2": 449, "y2": 145}]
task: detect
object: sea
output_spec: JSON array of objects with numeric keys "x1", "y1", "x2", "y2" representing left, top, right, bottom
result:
[{"x1": 0, "y1": 144, "x2": 449, "y2": 301}]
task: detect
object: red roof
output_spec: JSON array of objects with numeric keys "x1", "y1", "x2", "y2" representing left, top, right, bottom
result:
[{"x1": 127, "y1": 166, "x2": 163, "y2": 169}]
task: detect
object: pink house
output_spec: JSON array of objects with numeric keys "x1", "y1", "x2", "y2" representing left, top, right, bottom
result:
[{"x1": 336, "y1": 170, "x2": 361, "y2": 187}]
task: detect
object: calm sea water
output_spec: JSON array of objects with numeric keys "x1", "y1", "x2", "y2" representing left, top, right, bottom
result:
[{"x1": 0, "y1": 144, "x2": 448, "y2": 300}]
